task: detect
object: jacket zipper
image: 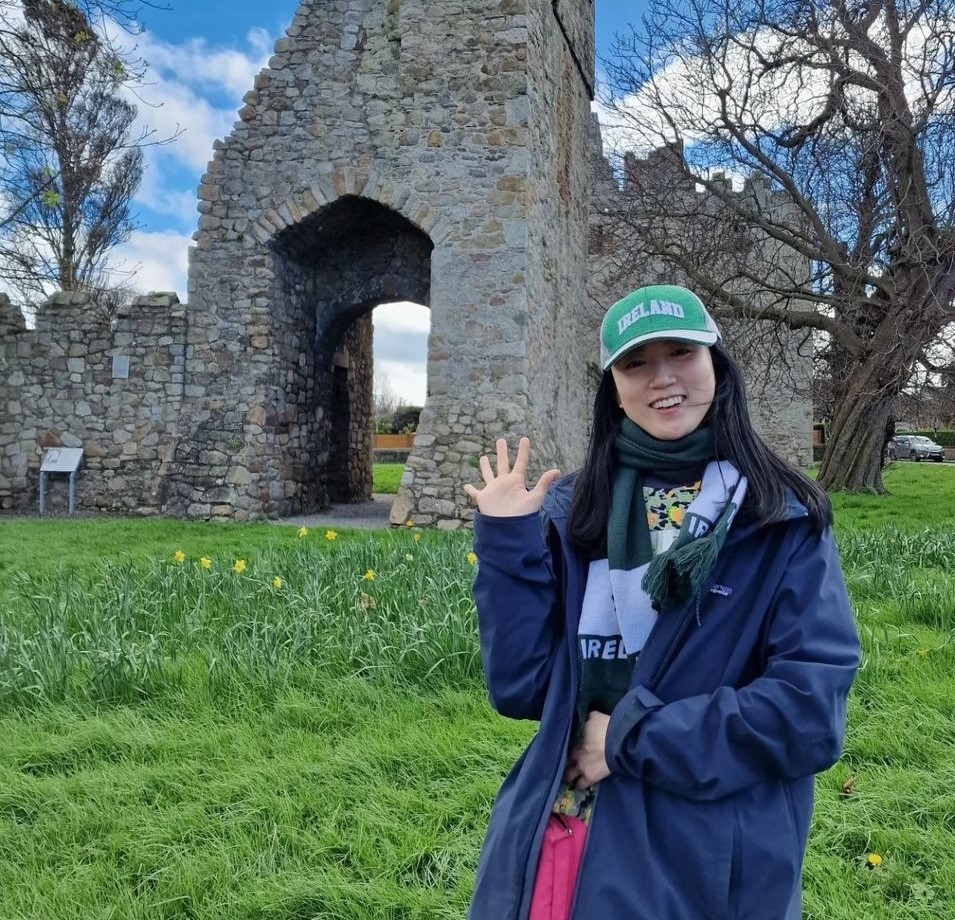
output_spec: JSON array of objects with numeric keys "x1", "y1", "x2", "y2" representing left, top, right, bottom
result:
[
  {"x1": 565, "y1": 783, "x2": 601, "y2": 919},
  {"x1": 517, "y1": 530, "x2": 699, "y2": 920},
  {"x1": 647, "y1": 592, "x2": 703, "y2": 689},
  {"x1": 565, "y1": 593, "x2": 703, "y2": 920},
  {"x1": 517, "y1": 531, "x2": 578, "y2": 920}
]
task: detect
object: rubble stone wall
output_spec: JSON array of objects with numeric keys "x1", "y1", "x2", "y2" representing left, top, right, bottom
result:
[{"x1": 0, "y1": 293, "x2": 184, "y2": 514}]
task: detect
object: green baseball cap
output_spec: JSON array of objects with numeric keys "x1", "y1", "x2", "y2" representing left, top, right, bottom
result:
[{"x1": 600, "y1": 284, "x2": 721, "y2": 370}]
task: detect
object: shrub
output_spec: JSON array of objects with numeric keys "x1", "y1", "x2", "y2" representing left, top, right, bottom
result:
[
  {"x1": 391, "y1": 405, "x2": 422, "y2": 434},
  {"x1": 911, "y1": 429, "x2": 955, "y2": 447}
]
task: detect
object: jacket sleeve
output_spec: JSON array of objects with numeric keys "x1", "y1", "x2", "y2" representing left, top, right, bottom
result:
[
  {"x1": 604, "y1": 523, "x2": 860, "y2": 800},
  {"x1": 472, "y1": 509, "x2": 563, "y2": 721}
]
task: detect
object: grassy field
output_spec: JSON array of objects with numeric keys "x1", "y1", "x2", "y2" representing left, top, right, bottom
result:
[
  {"x1": 0, "y1": 462, "x2": 954, "y2": 918},
  {"x1": 373, "y1": 463, "x2": 404, "y2": 495}
]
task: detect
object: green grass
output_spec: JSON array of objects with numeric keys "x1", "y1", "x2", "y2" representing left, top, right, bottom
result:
[
  {"x1": 373, "y1": 463, "x2": 405, "y2": 495},
  {"x1": 0, "y1": 678, "x2": 520, "y2": 919},
  {"x1": 0, "y1": 464, "x2": 954, "y2": 918},
  {"x1": 829, "y1": 461, "x2": 955, "y2": 529}
]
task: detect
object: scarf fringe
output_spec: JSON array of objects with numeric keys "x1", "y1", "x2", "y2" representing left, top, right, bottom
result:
[{"x1": 642, "y1": 507, "x2": 733, "y2": 610}]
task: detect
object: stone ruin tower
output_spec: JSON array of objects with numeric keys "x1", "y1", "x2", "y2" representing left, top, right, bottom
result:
[{"x1": 164, "y1": 0, "x2": 597, "y2": 525}]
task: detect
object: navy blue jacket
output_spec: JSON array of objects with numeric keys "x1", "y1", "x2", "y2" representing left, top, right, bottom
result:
[{"x1": 468, "y1": 476, "x2": 860, "y2": 920}]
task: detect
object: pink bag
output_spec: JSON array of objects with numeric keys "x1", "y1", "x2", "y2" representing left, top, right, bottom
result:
[{"x1": 528, "y1": 814, "x2": 588, "y2": 920}]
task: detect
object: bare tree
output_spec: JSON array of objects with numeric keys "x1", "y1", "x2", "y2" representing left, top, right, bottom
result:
[
  {"x1": 599, "y1": 0, "x2": 955, "y2": 492},
  {"x1": 373, "y1": 370, "x2": 401, "y2": 433},
  {"x1": 0, "y1": 0, "x2": 169, "y2": 316}
]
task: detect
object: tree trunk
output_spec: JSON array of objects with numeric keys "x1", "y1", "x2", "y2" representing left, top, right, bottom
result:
[{"x1": 817, "y1": 353, "x2": 902, "y2": 493}]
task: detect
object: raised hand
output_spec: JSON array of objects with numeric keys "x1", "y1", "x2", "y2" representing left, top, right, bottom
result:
[{"x1": 463, "y1": 437, "x2": 561, "y2": 517}]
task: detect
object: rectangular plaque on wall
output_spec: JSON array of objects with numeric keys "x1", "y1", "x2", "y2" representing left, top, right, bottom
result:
[{"x1": 112, "y1": 355, "x2": 130, "y2": 379}]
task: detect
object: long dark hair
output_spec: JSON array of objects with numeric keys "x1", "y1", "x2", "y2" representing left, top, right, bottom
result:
[{"x1": 567, "y1": 342, "x2": 831, "y2": 559}]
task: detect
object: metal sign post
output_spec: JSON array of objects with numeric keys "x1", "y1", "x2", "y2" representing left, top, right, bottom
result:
[{"x1": 39, "y1": 447, "x2": 84, "y2": 515}]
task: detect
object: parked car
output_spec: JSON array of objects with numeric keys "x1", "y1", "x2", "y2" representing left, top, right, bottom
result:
[{"x1": 887, "y1": 434, "x2": 946, "y2": 462}]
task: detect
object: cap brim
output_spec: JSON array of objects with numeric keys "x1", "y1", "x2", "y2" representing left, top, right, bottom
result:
[{"x1": 602, "y1": 330, "x2": 720, "y2": 371}]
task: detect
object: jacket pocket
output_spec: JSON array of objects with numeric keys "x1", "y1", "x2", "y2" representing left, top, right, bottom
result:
[
  {"x1": 782, "y1": 781, "x2": 798, "y2": 839},
  {"x1": 725, "y1": 804, "x2": 742, "y2": 920},
  {"x1": 733, "y1": 782, "x2": 802, "y2": 919}
]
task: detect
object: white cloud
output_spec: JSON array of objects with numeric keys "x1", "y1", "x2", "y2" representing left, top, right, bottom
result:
[
  {"x1": 136, "y1": 160, "x2": 199, "y2": 223},
  {"x1": 373, "y1": 301, "x2": 430, "y2": 335},
  {"x1": 377, "y1": 359, "x2": 427, "y2": 407},
  {"x1": 373, "y1": 302, "x2": 430, "y2": 405},
  {"x1": 597, "y1": 12, "x2": 955, "y2": 160},
  {"x1": 133, "y1": 28, "x2": 274, "y2": 99},
  {"x1": 107, "y1": 23, "x2": 276, "y2": 186},
  {"x1": 109, "y1": 228, "x2": 191, "y2": 297}
]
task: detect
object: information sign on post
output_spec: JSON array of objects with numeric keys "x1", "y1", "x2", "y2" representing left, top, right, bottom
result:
[{"x1": 39, "y1": 447, "x2": 84, "y2": 515}]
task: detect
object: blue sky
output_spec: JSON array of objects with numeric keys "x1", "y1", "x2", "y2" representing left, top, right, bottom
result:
[{"x1": 110, "y1": 1, "x2": 646, "y2": 402}]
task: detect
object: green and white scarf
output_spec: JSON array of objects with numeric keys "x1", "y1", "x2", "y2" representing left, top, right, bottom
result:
[{"x1": 575, "y1": 420, "x2": 747, "y2": 728}]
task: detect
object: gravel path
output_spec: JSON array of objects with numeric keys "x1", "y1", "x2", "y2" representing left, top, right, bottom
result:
[{"x1": 269, "y1": 493, "x2": 395, "y2": 530}]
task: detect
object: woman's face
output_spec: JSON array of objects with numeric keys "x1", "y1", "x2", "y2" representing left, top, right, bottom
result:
[{"x1": 610, "y1": 340, "x2": 716, "y2": 440}]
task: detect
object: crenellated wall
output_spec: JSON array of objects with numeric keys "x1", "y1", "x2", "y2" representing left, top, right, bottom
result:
[{"x1": 586, "y1": 125, "x2": 814, "y2": 468}]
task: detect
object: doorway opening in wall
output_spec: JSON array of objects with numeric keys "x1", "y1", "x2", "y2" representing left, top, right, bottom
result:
[{"x1": 372, "y1": 300, "x2": 430, "y2": 522}]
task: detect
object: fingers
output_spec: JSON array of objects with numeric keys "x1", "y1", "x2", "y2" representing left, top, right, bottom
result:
[
  {"x1": 468, "y1": 437, "x2": 556, "y2": 505},
  {"x1": 463, "y1": 483, "x2": 480, "y2": 503},
  {"x1": 531, "y1": 467, "x2": 561, "y2": 497},
  {"x1": 563, "y1": 755, "x2": 578, "y2": 786},
  {"x1": 512, "y1": 437, "x2": 530, "y2": 480},
  {"x1": 478, "y1": 454, "x2": 494, "y2": 485},
  {"x1": 495, "y1": 438, "x2": 510, "y2": 477}
]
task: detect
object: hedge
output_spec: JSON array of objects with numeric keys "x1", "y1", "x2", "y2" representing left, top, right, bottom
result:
[{"x1": 909, "y1": 429, "x2": 955, "y2": 447}]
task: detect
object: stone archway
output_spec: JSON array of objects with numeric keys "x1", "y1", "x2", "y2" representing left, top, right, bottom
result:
[
  {"x1": 162, "y1": 0, "x2": 597, "y2": 524},
  {"x1": 269, "y1": 196, "x2": 431, "y2": 510}
]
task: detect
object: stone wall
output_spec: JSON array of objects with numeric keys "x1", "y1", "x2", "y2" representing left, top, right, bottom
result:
[
  {"x1": 522, "y1": 0, "x2": 595, "y2": 473},
  {"x1": 0, "y1": 0, "x2": 816, "y2": 523},
  {"x1": 0, "y1": 292, "x2": 184, "y2": 514},
  {"x1": 169, "y1": 0, "x2": 597, "y2": 527},
  {"x1": 586, "y1": 123, "x2": 814, "y2": 467}
]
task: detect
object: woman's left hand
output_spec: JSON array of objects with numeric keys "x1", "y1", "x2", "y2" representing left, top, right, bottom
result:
[{"x1": 564, "y1": 711, "x2": 611, "y2": 789}]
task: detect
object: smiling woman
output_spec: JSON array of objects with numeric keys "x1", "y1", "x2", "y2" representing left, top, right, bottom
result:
[
  {"x1": 610, "y1": 341, "x2": 715, "y2": 440},
  {"x1": 463, "y1": 284, "x2": 860, "y2": 920}
]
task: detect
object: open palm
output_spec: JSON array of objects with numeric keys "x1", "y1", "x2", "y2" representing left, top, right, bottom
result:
[{"x1": 463, "y1": 437, "x2": 561, "y2": 517}]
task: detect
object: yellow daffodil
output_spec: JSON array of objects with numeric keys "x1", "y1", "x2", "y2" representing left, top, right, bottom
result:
[
  {"x1": 413, "y1": 532, "x2": 421, "y2": 543},
  {"x1": 200, "y1": 556, "x2": 212, "y2": 570},
  {"x1": 272, "y1": 576, "x2": 284, "y2": 589},
  {"x1": 866, "y1": 853, "x2": 883, "y2": 868},
  {"x1": 466, "y1": 551, "x2": 478, "y2": 565},
  {"x1": 233, "y1": 559, "x2": 247, "y2": 574},
  {"x1": 325, "y1": 530, "x2": 338, "y2": 541},
  {"x1": 362, "y1": 569, "x2": 376, "y2": 582},
  {"x1": 173, "y1": 550, "x2": 186, "y2": 563},
  {"x1": 405, "y1": 520, "x2": 414, "y2": 527},
  {"x1": 298, "y1": 526, "x2": 309, "y2": 539}
]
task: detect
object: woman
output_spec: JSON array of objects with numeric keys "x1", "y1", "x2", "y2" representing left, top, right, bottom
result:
[{"x1": 463, "y1": 285, "x2": 860, "y2": 920}]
